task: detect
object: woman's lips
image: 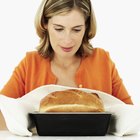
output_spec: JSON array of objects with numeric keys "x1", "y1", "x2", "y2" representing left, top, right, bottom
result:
[{"x1": 61, "y1": 46, "x2": 73, "y2": 52}]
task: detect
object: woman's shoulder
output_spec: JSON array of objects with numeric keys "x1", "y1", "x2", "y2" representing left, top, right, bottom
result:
[
  {"x1": 92, "y1": 47, "x2": 109, "y2": 55},
  {"x1": 26, "y1": 51, "x2": 42, "y2": 58},
  {"x1": 25, "y1": 51, "x2": 47, "y2": 60},
  {"x1": 89, "y1": 47, "x2": 110, "y2": 59},
  {"x1": 82, "y1": 47, "x2": 113, "y2": 67},
  {"x1": 83, "y1": 47, "x2": 112, "y2": 64},
  {"x1": 23, "y1": 51, "x2": 49, "y2": 65}
]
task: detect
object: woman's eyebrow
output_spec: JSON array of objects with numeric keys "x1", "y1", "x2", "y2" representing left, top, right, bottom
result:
[
  {"x1": 73, "y1": 25, "x2": 84, "y2": 28},
  {"x1": 53, "y1": 24, "x2": 84, "y2": 28},
  {"x1": 53, "y1": 24, "x2": 64, "y2": 27}
]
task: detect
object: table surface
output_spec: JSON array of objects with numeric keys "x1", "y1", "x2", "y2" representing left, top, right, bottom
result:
[{"x1": 0, "y1": 131, "x2": 140, "y2": 140}]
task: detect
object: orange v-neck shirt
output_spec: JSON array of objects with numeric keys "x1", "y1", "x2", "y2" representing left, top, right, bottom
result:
[{"x1": 0, "y1": 48, "x2": 133, "y2": 104}]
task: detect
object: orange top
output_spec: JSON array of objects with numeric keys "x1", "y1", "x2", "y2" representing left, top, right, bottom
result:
[{"x1": 0, "y1": 48, "x2": 133, "y2": 104}]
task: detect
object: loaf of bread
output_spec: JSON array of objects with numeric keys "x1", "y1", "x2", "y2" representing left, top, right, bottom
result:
[{"x1": 39, "y1": 89, "x2": 105, "y2": 112}]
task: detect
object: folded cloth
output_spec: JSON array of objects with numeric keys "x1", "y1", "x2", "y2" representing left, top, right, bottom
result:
[
  {"x1": 0, "y1": 84, "x2": 140, "y2": 136},
  {"x1": 107, "y1": 104, "x2": 140, "y2": 136}
]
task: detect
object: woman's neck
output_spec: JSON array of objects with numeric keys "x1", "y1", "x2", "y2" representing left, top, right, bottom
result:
[{"x1": 52, "y1": 55, "x2": 81, "y2": 69}]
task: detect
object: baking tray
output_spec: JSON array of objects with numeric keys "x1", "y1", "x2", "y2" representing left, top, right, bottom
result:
[{"x1": 29, "y1": 112, "x2": 111, "y2": 136}]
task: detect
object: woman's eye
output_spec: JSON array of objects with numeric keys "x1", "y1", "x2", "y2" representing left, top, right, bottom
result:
[
  {"x1": 73, "y1": 29, "x2": 81, "y2": 32},
  {"x1": 54, "y1": 28, "x2": 63, "y2": 31}
]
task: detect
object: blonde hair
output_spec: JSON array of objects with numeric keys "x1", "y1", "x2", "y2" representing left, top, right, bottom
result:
[{"x1": 35, "y1": 0, "x2": 97, "y2": 59}]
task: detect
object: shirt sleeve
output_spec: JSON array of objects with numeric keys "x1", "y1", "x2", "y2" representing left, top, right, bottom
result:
[
  {"x1": 0, "y1": 57, "x2": 26, "y2": 98},
  {"x1": 107, "y1": 52, "x2": 133, "y2": 104}
]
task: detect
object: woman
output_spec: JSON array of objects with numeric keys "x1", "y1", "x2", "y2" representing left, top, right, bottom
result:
[{"x1": 0, "y1": 0, "x2": 133, "y2": 104}]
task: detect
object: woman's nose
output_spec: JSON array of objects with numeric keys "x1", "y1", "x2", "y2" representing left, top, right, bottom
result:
[{"x1": 62, "y1": 33, "x2": 73, "y2": 46}]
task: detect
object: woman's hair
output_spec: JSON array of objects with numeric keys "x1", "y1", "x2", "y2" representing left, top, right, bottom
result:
[{"x1": 35, "y1": 0, "x2": 97, "y2": 59}]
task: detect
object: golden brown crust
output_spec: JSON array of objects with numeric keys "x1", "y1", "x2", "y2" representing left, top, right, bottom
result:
[{"x1": 39, "y1": 89, "x2": 105, "y2": 112}]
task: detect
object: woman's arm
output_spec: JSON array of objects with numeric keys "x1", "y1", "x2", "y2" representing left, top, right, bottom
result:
[
  {"x1": 107, "y1": 52, "x2": 133, "y2": 104},
  {"x1": 0, "y1": 57, "x2": 26, "y2": 98}
]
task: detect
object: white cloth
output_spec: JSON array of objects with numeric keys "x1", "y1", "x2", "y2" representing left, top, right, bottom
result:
[{"x1": 0, "y1": 84, "x2": 140, "y2": 136}]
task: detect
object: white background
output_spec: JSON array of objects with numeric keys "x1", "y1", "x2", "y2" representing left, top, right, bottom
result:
[{"x1": 0, "y1": 0, "x2": 140, "y2": 105}]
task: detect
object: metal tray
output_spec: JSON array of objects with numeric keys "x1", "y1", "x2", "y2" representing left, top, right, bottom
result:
[{"x1": 29, "y1": 112, "x2": 111, "y2": 136}]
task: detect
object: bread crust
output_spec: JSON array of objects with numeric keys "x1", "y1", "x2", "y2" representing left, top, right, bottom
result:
[{"x1": 39, "y1": 89, "x2": 105, "y2": 112}]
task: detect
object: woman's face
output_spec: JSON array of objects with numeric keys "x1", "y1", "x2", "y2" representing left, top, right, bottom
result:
[{"x1": 47, "y1": 9, "x2": 86, "y2": 58}]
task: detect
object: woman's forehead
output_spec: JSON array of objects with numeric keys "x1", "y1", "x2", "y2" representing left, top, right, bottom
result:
[{"x1": 49, "y1": 9, "x2": 85, "y2": 26}]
